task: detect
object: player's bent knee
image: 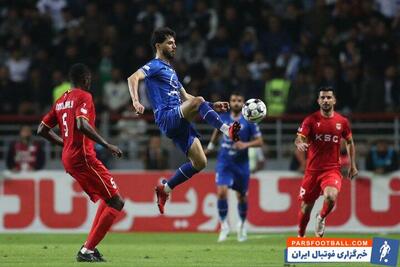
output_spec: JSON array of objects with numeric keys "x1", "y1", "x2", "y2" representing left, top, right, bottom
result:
[
  {"x1": 192, "y1": 157, "x2": 207, "y2": 170},
  {"x1": 325, "y1": 193, "x2": 337, "y2": 202},
  {"x1": 192, "y1": 96, "x2": 205, "y2": 109},
  {"x1": 106, "y1": 195, "x2": 125, "y2": 211}
]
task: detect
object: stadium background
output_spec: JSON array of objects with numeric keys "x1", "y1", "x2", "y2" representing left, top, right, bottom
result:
[{"x1": 1, "y1": 1, "x2": 400, "y2": 266}]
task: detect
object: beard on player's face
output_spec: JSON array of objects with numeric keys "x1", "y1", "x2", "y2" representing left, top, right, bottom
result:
[{"x1": 162, "y1": 47, "x2": 175, "y2": 60}]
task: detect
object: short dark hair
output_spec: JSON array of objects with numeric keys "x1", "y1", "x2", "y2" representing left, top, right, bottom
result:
[
  {"x1": 150, "y1": 27, "x2": 176, "y2": 52},
  {"x1": 318, "y1": 86, "x2": 336, "y2": 96},
  {"x1": 68, "y1": 63, "x2": 90, "y2": 86},
  {"x1": 231, "y1": 91, "x2": 245, "y2": 98}
]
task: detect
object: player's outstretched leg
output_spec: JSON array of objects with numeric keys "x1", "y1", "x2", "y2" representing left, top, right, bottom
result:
[
  {"x1": 217, "y1": 186, "x2": 229, "y2": 242},
  {"x1": 155, "y1": 138, "x2": 205, "y2": 214},
  {"x1": 77, "y1": 195, "x2": 124, "y2": 262},
  {"x1": 315, "y1": 187, "x2": 338, "y2": 237},
  {"x1": 180, "y1": 97, "x2": 240, "y2": 141},
  {"x1": 297, "y1": 201, "x2": 314, "y2": 237},
  {"x1": 237, "y1": 193, "x2": 248, "y2": 242}
]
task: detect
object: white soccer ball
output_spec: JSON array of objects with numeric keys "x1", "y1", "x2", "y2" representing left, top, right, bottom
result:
[{"x1": 242, "y1": 98, "x2": 267, "y2": 123}]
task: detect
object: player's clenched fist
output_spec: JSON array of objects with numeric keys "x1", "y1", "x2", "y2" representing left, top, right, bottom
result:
[
  {"x1": 106, "y1": 144, "x2": 123, "y2": 158},
  {"x1": 295, "y1": 138, "x2": 309, "y2": 152},
  {"x1": 213, "y1": 101, "x2": 229, "y2": 112},
  {"x1": 133, "y1": 100, "x2": 145, "y2": 114}
]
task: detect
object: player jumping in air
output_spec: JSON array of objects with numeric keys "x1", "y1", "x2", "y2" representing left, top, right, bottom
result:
[
  {"x1": 206, "y1": 92, "x2": 263, "y2": 242},
  {"x1": 38, "y1": 63, "x2": 124, "y2": 262},
  {"x1": 127, "y1": 27, "x2": 241, "y2": 214},
  {"x1": 295, "y1": 87, "x2": 358, "y2": 237}
]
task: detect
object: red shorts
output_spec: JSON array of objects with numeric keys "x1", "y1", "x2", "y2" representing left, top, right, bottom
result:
[
  {"x1": 64, "y1": 157, "x2": 119, "y2": 203},
  {"x1": 298, "y1": 169, "x2": 342, "y2": 203}
]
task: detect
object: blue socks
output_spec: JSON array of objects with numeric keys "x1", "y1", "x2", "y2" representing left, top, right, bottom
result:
[
  {"x1": 217, "y1": 199, "x2": 228, "y2": 221},
  {"x1": 198, "y1": 101, "x2": 224, "y2": 130},
  {"x1": 238, "y1": 202, "x2": 248, "y2": 222},
  {"x1": 167, "y1": 162, "x2": 199, "y2": 189},
  {"x1": 217, "y1": 199, "x2": 248, "y2": 222}
]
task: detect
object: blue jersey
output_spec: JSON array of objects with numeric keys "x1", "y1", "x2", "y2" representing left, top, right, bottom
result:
[
  {"x1": 217, "y1": 113, "x2": 262, "y2": 165},
  {"x1": 140, "y1": 58, "x2": 183, "y2": 121}
]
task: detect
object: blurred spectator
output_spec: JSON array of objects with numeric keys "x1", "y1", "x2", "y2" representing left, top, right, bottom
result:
[
  {"x1": 103, "y1": 68, "x2": 130, "y2": 114},
  {"x1": 5, "y1": 48, "x2": 31, "y2": 84},
  {"x1": 207, "y1": 25, "x2": 230, "y2": 59},
  {"x1": 178, "y1": 29, "x2": 206, "y2": 66},
  {"x1": 239, "y1": 27, "x2": 259, "y2": 61},
  {"x1": 190, "y1": 0, "x2": 218, "y2": 40},
  {"x1": 37, "y1": 0, "x2": 67, "y2": 31},
  {"x1": 165, "y1": 0, "x2": 190, "y2": 40},
  {"x1": 0, "y1": 66, "x2": 17, "y2": 114},
  {"x1": 142, "y1": 135, "x2": 169, "y2": 170},
  {"x1": 287, "y1": 70, "x2": 315, "y2": 114},
  {"x1": 247, "y1": 51, "x2": 270, "y2": 81},
  {"x1": 383, "y1": 65, "x2": 400, "y2": 112},
  {"x1": 338, "y1": 66, "x2": 361, "y2": 113},
  {"x1": 52, "y1": 70, "x2": 71, "y2": 102},
  {"x1": 275, "y1": 45, "x2": 301, "y2": 81},
  {"x1": 263, "y1": 68, "x2": 291, "y2": 116},
  {"x1": 136, "y1": 1, "x2": 165, "y2": 33},
  {"x1": 357, "y1": 65, "x2": 385, "y2": 112},
  {"x1": 116, "y1": 107, "x2": 148, "y2": 158},
  {"x1": 259, "y1": 15, "x2": 291, "y2": 61},
  {"x1": 6, "y1": 125, "x2": 45, "y2": 171},
  {"x1": 366, "y1": 140, "x2": 399, "y2": 174}
]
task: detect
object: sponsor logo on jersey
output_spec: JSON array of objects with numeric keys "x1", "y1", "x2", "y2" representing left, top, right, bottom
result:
[{"x1": 315, "y1": 134, "x2": 339, "y2": 143}]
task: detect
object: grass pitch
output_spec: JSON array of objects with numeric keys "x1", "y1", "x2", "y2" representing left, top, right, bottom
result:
[{"x1": 0, "y1": 233, "x2": 399, "y2": 267}]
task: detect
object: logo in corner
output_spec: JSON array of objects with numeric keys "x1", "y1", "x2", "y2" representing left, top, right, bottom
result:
[{"x1": 370, "y1": 237, "x2": 399, "y2": 266}]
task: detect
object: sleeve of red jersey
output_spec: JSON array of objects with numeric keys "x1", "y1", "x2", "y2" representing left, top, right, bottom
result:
[
  {"x1": 75, "y1": 93, "x2": 92, "y2": 121},
  {"x1": 297, "y1": 116, "x2": 311, "y2": 139},
  {"x1": 342, "y1": 118, "x2": 352, "y2": 140},
  {"x1": 41, "y1": 105, "x2": 57, "y2": 128}
]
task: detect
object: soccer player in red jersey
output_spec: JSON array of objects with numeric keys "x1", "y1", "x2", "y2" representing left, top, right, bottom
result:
[
  {"x1": 37, "y1": 63, "x2": 124, "y2": 262},
  {"x1": 294, "y1": 87, "x2": 358, "y2": 237}
]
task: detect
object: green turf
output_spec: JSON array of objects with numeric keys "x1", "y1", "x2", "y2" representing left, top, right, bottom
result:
[{"x1": 0, "y1": 233, "x2": 399, "y2": 267}]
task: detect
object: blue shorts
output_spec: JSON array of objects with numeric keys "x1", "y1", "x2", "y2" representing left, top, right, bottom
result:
[
  {"x1": 156, "y1": 106, "x2": 200, "y2": 155},
  {"x1": 215, "y1": 162, "x2": 250, "y2": 195}
]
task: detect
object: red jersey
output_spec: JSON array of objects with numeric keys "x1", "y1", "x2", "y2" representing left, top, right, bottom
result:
[
  {"x1": 297, "y1": 111, "x2": 352, "y2": 171},
  {"x1": 41, "y1": 88, "x2": 96, "y2": 167}
]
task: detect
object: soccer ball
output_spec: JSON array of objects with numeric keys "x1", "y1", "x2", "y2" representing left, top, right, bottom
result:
[{"x1": 242, "y1": 99, "x2": 267, "y2": 123}]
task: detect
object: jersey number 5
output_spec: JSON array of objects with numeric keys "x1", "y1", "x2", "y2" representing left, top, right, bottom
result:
[{"x1": 62, "y1": 112, "x2": 68, "y2": 137}]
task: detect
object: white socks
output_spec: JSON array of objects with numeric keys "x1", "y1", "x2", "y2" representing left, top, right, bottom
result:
[
  {"x1": 80, "y1": 247, "x2": 94, "y2": 254},
  {"x1": 164, "y1": 183, "x2": 172, "y2": 193}
]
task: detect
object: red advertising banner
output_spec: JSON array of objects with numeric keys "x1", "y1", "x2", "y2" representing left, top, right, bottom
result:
[{"x1": 1, "y1": 171, "x2": 400, "y2": 232}]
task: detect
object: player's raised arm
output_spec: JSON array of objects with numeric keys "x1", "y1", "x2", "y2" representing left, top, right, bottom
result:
[
  {"x1": 76, "y1": 117, "x2": 122, "y2": 158},
  {"x1": 345, "y1": 137, "x2": 358, "y2": 179},
  {"x1": 37, "y1": 123, "x2": 64, "y2": 147},
  {"x1": 127, "y1": 69, "x2": 146, "y2": 114},
  {"x1": 295, "y1": 134, "x2": 309, "y2": 152}
]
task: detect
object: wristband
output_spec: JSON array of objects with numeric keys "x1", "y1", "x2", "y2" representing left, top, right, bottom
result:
[{"x1": 207, "y1": 142, "x2": 215, "y2": 151}]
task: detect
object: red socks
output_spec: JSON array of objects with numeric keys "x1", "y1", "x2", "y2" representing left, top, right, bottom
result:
[
  {"x1": 297, "y1": 210, "x2": 310, "y2": 237},
  {"x1": 88, "y1": 200, "x2": 107, "y2": 238},
  {"x1": 85, "y1": 205, "x2": 121, "y2": 250},
  {"x1": 319, "y1": 200, "x2": 335, "y2": 219}
]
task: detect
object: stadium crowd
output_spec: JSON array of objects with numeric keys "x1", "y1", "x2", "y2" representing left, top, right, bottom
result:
[{"x1": 0, "y1": 0, "x2": 400, "y2": 117}]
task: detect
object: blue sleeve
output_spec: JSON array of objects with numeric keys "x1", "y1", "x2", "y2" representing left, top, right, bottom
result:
[
  {"x1": 250, "y1": 122, "x2": 262, "y2": 138},
  {"x1": 140, "y1": 61, "x2": 160, "y2": 78}
]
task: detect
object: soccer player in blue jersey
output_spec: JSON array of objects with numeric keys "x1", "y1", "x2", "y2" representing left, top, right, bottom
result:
[
  {"x1": 127, "y1": 27, "x2": 241, "y2": 214},
  {"x1": 206, "y1": 92, "x2": 263, "y2": 242}
]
